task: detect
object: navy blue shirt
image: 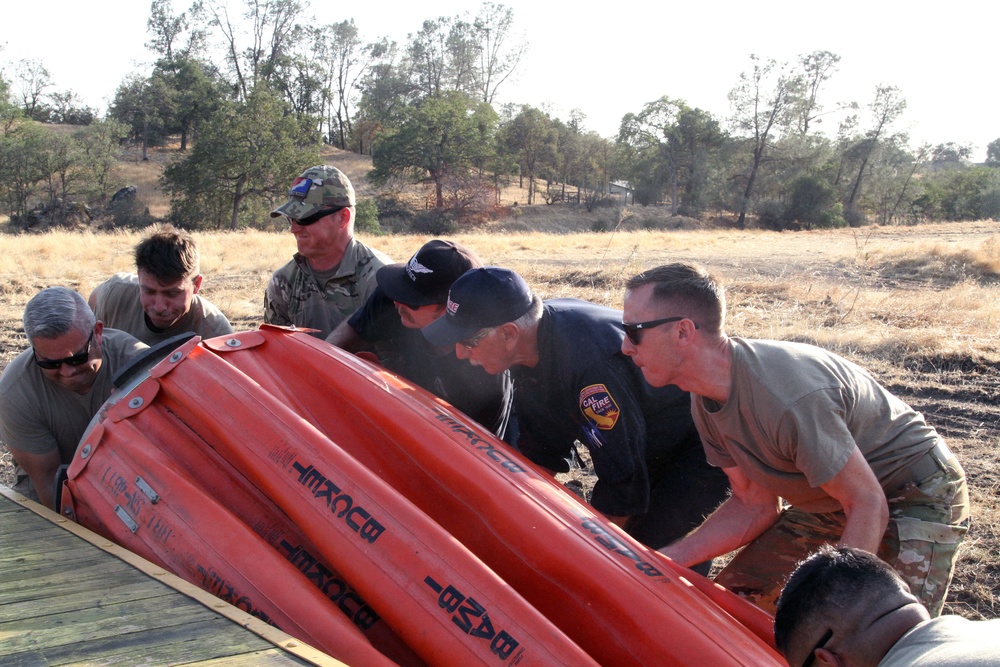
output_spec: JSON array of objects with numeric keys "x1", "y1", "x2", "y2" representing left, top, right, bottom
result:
[
  {"x1": 513, "y1": 299, "x2": 705, "y2": 518},
  {"x1": 349, "y1": 288, "x2": 513, "y2": 437}
]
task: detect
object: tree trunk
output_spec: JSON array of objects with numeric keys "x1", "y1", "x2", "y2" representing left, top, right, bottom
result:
[
  {"x1": 229, "y1": 183, "x2": 245, "y2": 231},
  {"x1": 670, "y1": 169, "x2": 679, "y2": 216}
]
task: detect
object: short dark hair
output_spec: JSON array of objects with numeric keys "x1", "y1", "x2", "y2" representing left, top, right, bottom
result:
[
  {"x1": 134, "y1": 224, "x2": 200, "y2": 283},
  {"x1": 774, "y1": 546, "x2": 910, "y2": 656},
  {"x1": 625, "y1": 262, "x2": 726, "y2": 334}
]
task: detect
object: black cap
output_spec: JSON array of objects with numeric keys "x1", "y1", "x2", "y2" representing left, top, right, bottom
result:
[
  {"x1": 376, "y1": 240, "x2": 482, "y2": 307},
  {"x1": 422, "y1": 267, "x2": 534, "y2": 346}
]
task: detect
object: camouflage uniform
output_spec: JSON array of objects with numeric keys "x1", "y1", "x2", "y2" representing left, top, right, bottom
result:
[
  {"x1": 263, "y1": 241, "x2": 387, "y2": 338},
  {"x1": 715, "y1": 449, "x2": 967, "y2": 616},
  {"x1": 265, "y1": 164, "x2": 390, "y2": 338}
]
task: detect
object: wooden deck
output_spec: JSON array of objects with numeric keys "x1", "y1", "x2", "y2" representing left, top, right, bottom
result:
[{"x1": 0, "y1": 485, "x2": 347, "y2": 666}]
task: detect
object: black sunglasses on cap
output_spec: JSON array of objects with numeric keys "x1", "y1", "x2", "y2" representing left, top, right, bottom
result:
[
  {"x1": 288, "y1": 206, "x2": 345, "y2": 226},
  {"x1": 33, "y1": 331, "x2": 94, "y2": 370},
  {"x1": 622, "y1": 316, "x2": 698, "y2": 345}
]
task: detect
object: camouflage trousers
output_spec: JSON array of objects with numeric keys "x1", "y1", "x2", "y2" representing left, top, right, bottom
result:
[{"x1": 714, "y1": 447, "x2": 969, "y2": 617}]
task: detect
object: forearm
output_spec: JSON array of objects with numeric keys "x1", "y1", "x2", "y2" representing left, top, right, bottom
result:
[
  {"x1": 325, "y1": 321, "x2": 363, "y2": 350},
  {"x1": 823, "y1": 446, "x2": 889, "y2": 553},
  {"x1": 33, "y1": 475, "x2": 57, "y2": 510},
  {"x1": 837, "y1": 494, "x2": 889, "y2": 552},
  {"x1": 660, "y1": 495, "x2": 780, "y2": 567},
  {"x1": 9, "y1": 447, "x2": 62, "y2": 510}
]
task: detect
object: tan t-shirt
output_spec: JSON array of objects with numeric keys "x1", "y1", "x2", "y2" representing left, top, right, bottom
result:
[
  {"x1": 91, "y1": 272, "x2": 233, "y2": 345},
  {"x1": 693, "y1": 338, "x2": 938, "y2": 513},
  {"x1": 0, "y1": 328, "x2": 148, "y2": 461}
]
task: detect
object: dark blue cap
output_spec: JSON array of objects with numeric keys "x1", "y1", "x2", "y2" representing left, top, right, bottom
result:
[{"x1": 422, "y1": 267, "x2": 533, "y2": 346}]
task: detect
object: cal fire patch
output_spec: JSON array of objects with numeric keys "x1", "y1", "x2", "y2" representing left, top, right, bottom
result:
[{"x1": 579, "y1": 384, "x2": 621, "y2": 430}]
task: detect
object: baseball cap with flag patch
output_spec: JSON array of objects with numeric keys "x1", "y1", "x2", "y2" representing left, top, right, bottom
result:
[
  {"x1": 270, "y1": 165, "x2": 355, "y2": 220},
  {"x1": 377, "y1": 239, "x2": 482, "y2": 307}
]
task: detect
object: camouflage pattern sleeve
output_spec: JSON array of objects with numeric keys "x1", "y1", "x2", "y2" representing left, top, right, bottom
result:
[{"x1": 263, "y1": 271, "x2": 293, "y2": 326}]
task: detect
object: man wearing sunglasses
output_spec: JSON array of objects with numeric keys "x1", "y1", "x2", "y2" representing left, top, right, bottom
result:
[
  {"x1": 326, "y1": 240, "x2": 514, "y2": 439},
  {"x1": 265, "y1": 165, "x2": 391, "y2": 338},
  {"x1": 774, "y1": 546, "x2": 999, "y2": 667},
  {"x1": 621, "y1": 262, "x2": 968, "y2": 616},
  {"x1": 89, "y1": 224, "x2": 233, "y2": 345},
  {"x1": 422, "y1": 267, "x2": 729, "y2": 567},
  {"x1": 0, "y1": 287, "x2": 147, "y2": 509}
]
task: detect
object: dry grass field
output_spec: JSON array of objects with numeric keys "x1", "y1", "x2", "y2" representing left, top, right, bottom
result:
[
  {"x1": 1, "y1": 138, "x2": 998, "y2": 622},
  {"x1": 0, "y1": 220, "x2": 997, "y2": 623}
]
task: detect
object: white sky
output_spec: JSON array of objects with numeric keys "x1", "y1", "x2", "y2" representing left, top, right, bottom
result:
[{"x1": 2, "y1": 0, "x2": 998, "y2": 160}]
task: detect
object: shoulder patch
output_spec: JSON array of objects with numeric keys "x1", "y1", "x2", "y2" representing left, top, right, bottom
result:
[{"x1": 579, "y1": 384, "x2": 621, "y2": 430}]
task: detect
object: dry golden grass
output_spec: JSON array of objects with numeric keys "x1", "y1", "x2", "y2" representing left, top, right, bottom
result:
[{"x1": 1, "y1": 178, "x2": 998, "y2": 622}]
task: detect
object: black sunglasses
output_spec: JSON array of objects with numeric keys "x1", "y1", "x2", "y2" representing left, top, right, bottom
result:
[
  {"x1": 622, "y1": 316, "x2": 698, "y2": 345},
  {"x1": 33, "y1": 331, "x2": 94, "y2": 370},
  {"x1": 800, "y1": 628, "x2": 833, "y2": 667},
  {"x1": 289, "y1": 206, "x2": 345, "y2": 226}
]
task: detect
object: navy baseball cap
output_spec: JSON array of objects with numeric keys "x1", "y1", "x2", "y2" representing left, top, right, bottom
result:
[
  {"x1": 376, "y1": 240, "x2": 482, "y2": 307},
  {"x1": 422, "y1": 267, "x2": 534, "y2": 347}
]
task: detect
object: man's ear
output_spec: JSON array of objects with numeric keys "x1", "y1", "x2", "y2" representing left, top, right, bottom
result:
[
  {"x1": 674, "y1": 318, "x2": 699, "y2": 345},
  {"x1": 498, "y1": 322, "x2": 518, "y2": 344},
  {"x1": 813, "y1": 647, "x2": 843, "y2": 666},
  {"x1": 191, "y1": 274, "x2": 204, "y2": 294}
]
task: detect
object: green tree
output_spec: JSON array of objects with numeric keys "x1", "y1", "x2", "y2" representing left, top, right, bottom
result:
[
  {"x1": 729, "y1": 55, "x2": 801, "y2": 228},
  {"x1": 407, "y1": 17, "x2": 453, "y2": 98},
  {"x1": 782, "y1": 174, "x2": 845, "y2": 229},
  {"x1": 73, "y1": 119, "x2": 130, "y2": 201},
  {"x1": 13, "y1": 58, "x2": 52, "y2": 121},
  {"x1": 354, "y1": 39, "x2": 419, "y2": 154},
  {"x1": 987, "y1": 138, "x2": 1000, "y2": 168},
  {"x1": 499, "y1": 105, "x2": 557, "y2": 204},
  {"x1": 788, "y1": 51, "x2": 852, "y2": 137},
  {"x1": 618, "y1": 97, "x2": 724, "y2": 214},
  {"x1": 48, "y1": 90, "x2": 96, "y2": 125},
  {"x1": 926, "y1": 167, "x2": 1000, "y2": 221},
  {"x1": 162, "y1": 55, "x2": 227, "y2": 151},
  {"x1": 315, "y1": 20, "x2": 370, "y2": 149},
  {"x1": 163, "y1": 88, "x2": 318, "y2": 230},
  {"x1": 0, "y1": 120, "x2": 51, "y2": 225},
  {"x1": 109, "y1": 73, "x2": 173, "y2": 159},
  {"x1": 369, "y1": 91, "x2": 498, "y2": 208},
  {"x1": 146, "y1": 0, "x2": 204, "y2": 60},
  {"x1": 200, "y1": 0, "x2": 305, "y2": 100},
  {"x1": 473, "y1": 2, "x2": 526, "y2": 104},
  {"x1": 845, "y1": 85, "x2": 906, "y2": 210},
  {"x1": 0, "y1": 71, "x2": 24, "y2": 133}
]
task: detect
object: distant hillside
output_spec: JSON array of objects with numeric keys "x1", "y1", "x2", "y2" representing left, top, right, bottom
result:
[{"x1": 106, "y1": 134, "x2": 705, "y2": 233}]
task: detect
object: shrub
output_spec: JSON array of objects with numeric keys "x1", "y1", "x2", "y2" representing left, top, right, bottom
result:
[
  {"x1": 783, "y1": 174, "x2": 845, "y2": 229},
  {"x1": 843, "y1": 206, "x2": 867, "y2": 227},
  {"x1": 754, "y1": 199, "x2": 786, "y2": 231},
  {"x1": 411, "y1": 209, "x2": 458, "y2": 235},
  {"x1": 354, "y1": 198, "x2": 382, "y2": 235},
  {"x1": 108, "y1": 194, "x2": 153, "y2": 230}
]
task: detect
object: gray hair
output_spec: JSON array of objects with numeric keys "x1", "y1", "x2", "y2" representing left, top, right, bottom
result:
[
  {"x1": 512, "y1": 295, "x2": 543, "y2": 329},
  {"x1": 23, "y1": 287, "x2": 95, "y2": 343}
]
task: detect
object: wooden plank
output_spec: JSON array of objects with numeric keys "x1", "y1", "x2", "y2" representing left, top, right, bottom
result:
[
  {"x1": 0, "y1": 579, "x2": 174, "y2": 622},
  {"x1": 1, "y1": 615, "x2": 289, "y2": 665},
  {"x1": 186, "y1": 650, "x2": 335, "y2": 666},
  {"x1": 0, "y1": 486, "x2": 346, "y2": 667}
]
